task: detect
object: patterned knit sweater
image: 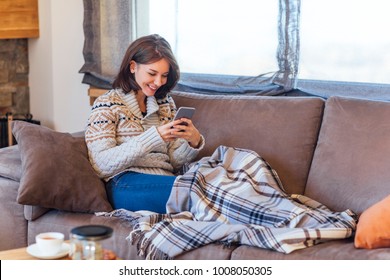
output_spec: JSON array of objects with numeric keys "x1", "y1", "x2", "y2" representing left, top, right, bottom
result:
[{"x1": 85, "y1": 89, "x2": 204, "y2": 181}]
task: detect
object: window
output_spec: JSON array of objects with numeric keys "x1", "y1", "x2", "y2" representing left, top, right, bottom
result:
[
  {"x1": 300, "y1": 0, "x2": 390, "y2": 84},
  {"x1": 82, "y1": 0, "x2": 390, "y2": 98},
  {"x1": 137, "y1": 0, "x2": 279, "y2": 76}
]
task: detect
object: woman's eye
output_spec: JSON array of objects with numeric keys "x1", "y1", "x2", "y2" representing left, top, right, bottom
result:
[{"x1": 148, "y1": 72, "x2": 156, "y2": 76}]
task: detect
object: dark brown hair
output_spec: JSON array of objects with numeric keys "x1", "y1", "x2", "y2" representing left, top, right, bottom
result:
[{"x1": 112, "y1": 34, "x2": 180, "y2": 99}]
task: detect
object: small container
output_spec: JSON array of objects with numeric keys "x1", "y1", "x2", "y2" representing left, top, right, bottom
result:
[{"x1": 69, "y1": 225, "x2": 113, "y2": 260}]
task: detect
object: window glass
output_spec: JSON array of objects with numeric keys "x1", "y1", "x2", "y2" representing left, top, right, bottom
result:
[
  {"x1": 146, "y1": 0, "x2": 279, "y2": 76},
  {"x1": 300, "y1": 0, "x2": 390, "y2": 84}
]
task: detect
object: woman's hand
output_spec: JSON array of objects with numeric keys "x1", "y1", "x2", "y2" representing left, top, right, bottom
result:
[
  {"x1": 158, "y1": 118, "x2": 201, "y2": 148},
  {"x1": 157, "y1": 121, "x2": 179, "y2": 143}
]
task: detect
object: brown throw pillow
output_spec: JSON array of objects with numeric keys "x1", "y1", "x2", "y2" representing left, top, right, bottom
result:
[{"x1": 12, "y1": 121, "x2": 113, "y2": 213}]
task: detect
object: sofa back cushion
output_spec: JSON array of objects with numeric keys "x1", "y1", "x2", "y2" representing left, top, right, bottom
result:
[
  {"x1": 172, "y1": 91, "x2": 324, "y2": 195},
  {"x1": 305, "y1": 96, "x2": 390, "y2": 214}
]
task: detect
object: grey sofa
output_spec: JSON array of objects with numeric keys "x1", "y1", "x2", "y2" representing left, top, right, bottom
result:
[{"x1": 1, "y1": 91, "x2": 390, "y2": 259}]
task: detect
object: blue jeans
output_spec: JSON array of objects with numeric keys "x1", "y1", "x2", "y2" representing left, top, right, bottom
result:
[{"x1": 105, "y1": 171, "x2": 176, "y2": 213}]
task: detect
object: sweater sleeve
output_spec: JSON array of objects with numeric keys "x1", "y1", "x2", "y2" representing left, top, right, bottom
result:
[
  {"x1": 163, "y1": 94, "x2": 205, "y2": 172},
  {"x1": 85, "y1": 98, "x2": 165, "y2": 179},
  {"x1": 168, "y1": 134, "x2": 205, "y2": 173}
]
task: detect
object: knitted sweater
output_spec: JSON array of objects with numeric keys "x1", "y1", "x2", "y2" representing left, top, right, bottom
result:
[{"x1": 85, "y1": 89, "x2": 204, "y2": 181}]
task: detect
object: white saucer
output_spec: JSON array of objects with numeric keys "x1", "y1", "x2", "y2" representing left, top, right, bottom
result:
[{"x1": 26, "y1": 243, "x2": 70, "y2": 260}]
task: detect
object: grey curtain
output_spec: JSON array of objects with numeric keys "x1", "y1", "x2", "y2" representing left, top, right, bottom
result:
[
  {"x1": 273, "y1": 0, "x2": 300, "y2": 91},
  {"x1": 80, "y1": 0, "x2": 301, "y2": 95},
  {"x1": 80, "y1": 0, "x2": 134, "y2": 89}
]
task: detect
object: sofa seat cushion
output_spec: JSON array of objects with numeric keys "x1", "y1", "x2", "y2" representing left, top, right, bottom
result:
[
  {"x1": 172, "y1": 91, "x2": 325, "y2": 195},
  {"x1": 305, "y1": 96, "x2": 390, "y2": 214},
  {"x1": 11, "y1": 121, "x2": 113, "y2": 213},
  {"x1": 28, "y1": 210, "x2": 238, "y2": 260},
  {"x1": 231, "y1": 239, "x2": 390, "y2": 260}
]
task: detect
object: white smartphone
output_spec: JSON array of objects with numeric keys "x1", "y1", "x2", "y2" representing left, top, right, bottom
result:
[{"x1": 174, "y1": 107, "x2": 196, "y2": 122}]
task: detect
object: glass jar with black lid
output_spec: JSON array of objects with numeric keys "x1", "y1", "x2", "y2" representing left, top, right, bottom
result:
[{"x1": 69, "y1": 225, "x2": 113, "y2": 260}]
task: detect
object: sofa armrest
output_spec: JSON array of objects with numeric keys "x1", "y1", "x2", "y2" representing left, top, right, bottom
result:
[
  {"x1": 0, "y1": 177, "x2": 27, "y2": 250},
  {"x1": 0, "y1": 145, "x2": 22, "y2": 181},
  {"x1": 24, "y1": 205, "x2": 50, "y2": 221}
]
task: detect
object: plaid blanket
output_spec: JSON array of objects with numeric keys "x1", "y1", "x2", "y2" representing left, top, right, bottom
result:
[{"x1": 98, "y1": 146, "x2": 357, "y2": 259}]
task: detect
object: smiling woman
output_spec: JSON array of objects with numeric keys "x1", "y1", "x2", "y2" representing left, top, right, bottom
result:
[{"x1": 85, "y1": 34, "x2": 205, "y2": 213}]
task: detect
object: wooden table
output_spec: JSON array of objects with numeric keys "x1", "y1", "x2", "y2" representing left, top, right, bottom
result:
[
  {"x1": 0, "y1": 245, "x2": 118, "y2": 260},
  {"x1": 0, "y1": 246, "x2": 68, "y2": 260}
]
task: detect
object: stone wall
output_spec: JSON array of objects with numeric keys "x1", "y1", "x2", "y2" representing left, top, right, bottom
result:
[{"x1": 0, "y1": 39, "x2": 29, "y2": 116}]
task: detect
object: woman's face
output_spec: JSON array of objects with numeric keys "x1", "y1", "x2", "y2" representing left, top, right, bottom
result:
[{"x1": 130, "y1": 58, "x2": 170, "y2": 97}]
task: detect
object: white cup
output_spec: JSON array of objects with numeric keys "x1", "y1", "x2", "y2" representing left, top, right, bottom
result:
[{"x1": 35, "y1": 232, "x2": 64, "y2": 255}]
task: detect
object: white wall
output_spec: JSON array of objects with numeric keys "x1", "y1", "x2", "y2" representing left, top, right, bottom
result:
[{"x1": 29, "y1": 0, "x2": 91, "y2": 132}]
